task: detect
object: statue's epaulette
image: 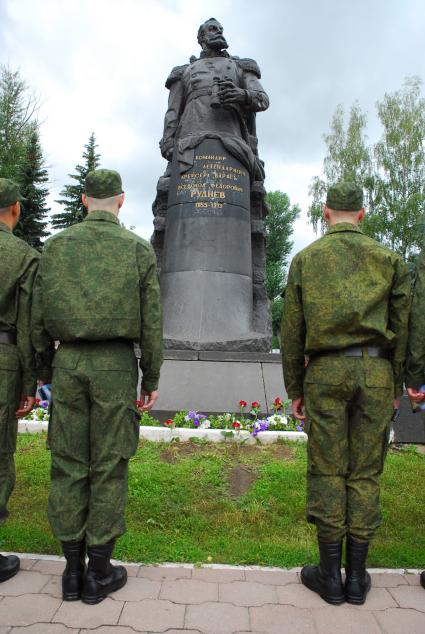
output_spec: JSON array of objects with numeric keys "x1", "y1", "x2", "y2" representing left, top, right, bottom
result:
[
  {"x1": 233, "y1": 57, "x2": 261, "y2": 79},
  {"x1": 165, "y1": 64, "x2": 189, "y2": 89}
]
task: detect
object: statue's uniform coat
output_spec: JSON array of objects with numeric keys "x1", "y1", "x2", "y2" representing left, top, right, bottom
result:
[
  {"x1": 0, "y1": 222, "x2": 38, "y2": 521},
  {"x1": 31, "y1": 210, "x2": 163, "y2": 544},
  {"x1": 281, "y1": 223, "x2": 411, "y2": 541},
  {"x1": 160, "y1": 54, "x2": 269, "y2": 178}
]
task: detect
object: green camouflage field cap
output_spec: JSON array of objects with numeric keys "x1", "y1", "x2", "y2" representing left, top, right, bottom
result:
[
  {"x1": 85, "y1": 169, "x2": 123, "y2": 199},
  {"x1": 326, "y1": 181, "x2": 363, "y2": 211},
  {"x1": 0, "y1": 178, "x2": 25, "y2": 208}
]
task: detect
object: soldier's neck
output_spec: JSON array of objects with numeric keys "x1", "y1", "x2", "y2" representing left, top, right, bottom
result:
[{"x1": 0, "y1": 215, "x2": 14, "y2": 231}]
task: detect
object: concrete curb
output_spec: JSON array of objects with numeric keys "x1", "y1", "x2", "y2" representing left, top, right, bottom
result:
[
  {"x1": 3, "y1": 552, "x2": 421, "y2": 574},
  {"x1": 18, "y1": 421, "x2": 308, "y2": 443}
]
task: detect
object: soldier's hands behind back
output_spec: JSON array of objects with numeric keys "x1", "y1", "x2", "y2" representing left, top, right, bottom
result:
[
  {"x1": 291, "y1": 396, "x2": 305, "y2": 420},
  {"x1": 138, "y1": 390, "x2": 158, "y2": 412},
  {"x1": 407, "y1": 387, "x2": 425, "y2": 403},
  {"x1": 15, "y1": 395, "x2": 35, "y2": 418}
]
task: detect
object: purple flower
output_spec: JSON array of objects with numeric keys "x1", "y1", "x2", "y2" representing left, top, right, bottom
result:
[
  {"x1": 39, "y1": 400, "x2": 49, "y2": 409},
  {"x1": 296, "y1": 425, "x2": 303, "y2": 432}
]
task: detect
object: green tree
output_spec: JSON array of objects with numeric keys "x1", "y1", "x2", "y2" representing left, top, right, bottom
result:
[
  {"x1": 0, "y1": 65, "x2": 39, "y2": 180},
  {"x1": 14, "y1": 128, "x2": 50, "y2": 250},
  {"x1": 265, "y1": 191, "x2": 300, "y2": 344},
  {"x1": 369, "y1": 77, "x2": 425, "y2": 259},
  {"x1": 308, "y1": 102, "x2": 372, "y2": 232},
  {"x1": 51, "y1": 132, "x2": 100, "y2": 229}
]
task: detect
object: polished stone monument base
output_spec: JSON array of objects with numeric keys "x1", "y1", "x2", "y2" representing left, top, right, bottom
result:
[{"x1": 150, "y1": 350, "x2": 285, "y2": 422}]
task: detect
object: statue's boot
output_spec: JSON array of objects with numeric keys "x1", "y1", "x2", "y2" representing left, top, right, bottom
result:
[
  {"x1": 345, "y1": 535, "x2": 371, "y2": 605},
  {"x1": 0, "y1": 554, "x2": 19, "y2": 582},
  {"x1": 420, "y1": 571, "x2": 425, "y2": 589},
  {"x1": 301, "y1": 539, "x2": 345, "y2": 605},
  {"x1": 62, "y1": 540, "x2": 86, "y2": 601},
  {"x1": 81, "y1": 541, "x2": 127, "y2": 605}
]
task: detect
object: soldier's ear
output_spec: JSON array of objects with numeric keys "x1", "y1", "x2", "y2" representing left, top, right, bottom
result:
[
  {"x1": 323, "y1": 205, "x2": 331, "y2": 221},
  {"x1": 82, "y1": 194, "x2": 88, "y2": 209},
  {"x1": 358, "y1": 208, "x2": 365, "y2": 222},
  {"x1": 11, "y1": 201, "x2": 20, "y2": 227},
  {"x1": 118, "y1": 192, "x2": 125, "y2": 209}
]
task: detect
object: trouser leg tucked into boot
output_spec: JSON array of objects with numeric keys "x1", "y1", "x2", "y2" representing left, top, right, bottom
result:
[
  {"x1": 0, "y1": 554, "x2": 19, "y2": 583},
  {"x1": 301, "y1": 539, "x2": 345, "y2": 605},
  {"x1": 345, "y1": 535, "x2": 371, "y2": 605},
  {"x1": 62, "y1": 540, "x2": 86, "y2": 601},
  {"x1": 81, "y1": 540, "x2": 127, "y2": 605}
]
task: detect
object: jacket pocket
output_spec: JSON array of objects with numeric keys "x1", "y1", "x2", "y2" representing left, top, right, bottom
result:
[
  {"x1": 364, "y1": 359, "x2": 394, "y2": 389},
  {"x1": 304, "y1": 357, "x2": 345, "y2": 386}
]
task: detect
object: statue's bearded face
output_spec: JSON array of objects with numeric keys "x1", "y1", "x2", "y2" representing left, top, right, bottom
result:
[{"x1": 200, "y1": 20, "x2": 228, "y2": 51}]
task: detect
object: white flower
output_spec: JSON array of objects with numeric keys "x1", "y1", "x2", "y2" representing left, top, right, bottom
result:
[
  {"x1": 200, "y1": 420, "x2": 211, "y2": 429},
  {"x1": 267, "y1": 415, "x2": 288, "y2": 426}
]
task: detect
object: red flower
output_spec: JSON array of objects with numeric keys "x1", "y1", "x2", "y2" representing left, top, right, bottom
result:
[
  {"x1": 165, "y1": 419, "x2": 173, "y2": 425},
  {"x1": 239, "y1": 400, "x2": 247, "y2": 408},
  {"x1": 274, "y1": 397, "x2": 282, "y2": 409},
  {"x1": 136, "y1": 400, "x2": 143, "y2": 408},
  {"x1": 251, "y1": 401, "x2": 260, "y2": 409},
  {"x1": 232, "y1": 421, "x2": 241, "y2": 429},
  {"x1": 35, "y1": 398, "x2": 41, "y2": 405}
]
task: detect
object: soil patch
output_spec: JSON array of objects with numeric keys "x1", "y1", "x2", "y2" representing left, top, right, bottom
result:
[
  {"x1": 228, "y1": 466, "x2": 257, "y2": 498},
  {"x1": 274, "y1": 444, "x2": 294, "y2": 460},
  {"x1": 160, "y1": 442, "x2": 211, "y2": 463}
]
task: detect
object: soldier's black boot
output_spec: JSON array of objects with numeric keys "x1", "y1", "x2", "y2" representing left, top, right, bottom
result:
[
  {"x1": 0, "y1": 554, "x2": 20, "y2": 582},
  {"x1": 61, "y1": 540, "x2": 86, "y2": 601},
  {"x1": 420, "y1": 572, "x2": 425, "y2": 589},
  {"x1": 301, "y1": 539, "x2": 345, "y2": 605},
  {"x1": 345, "y1": 535, "x2": 371, "y2": 605},
  {"x1": 81, "y1": 541, "x2": 127, "y2": 605}
]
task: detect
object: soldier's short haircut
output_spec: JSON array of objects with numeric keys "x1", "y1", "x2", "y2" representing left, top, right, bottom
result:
[{"x1": 86, "y1": 194, "x2": 121, "y2": 211}]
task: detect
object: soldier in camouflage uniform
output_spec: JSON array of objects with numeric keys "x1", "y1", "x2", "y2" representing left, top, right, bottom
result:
[
  {"x1": 32, "y1": 169, "x2": 163, "y2": 604},
  {"x1": 0, "y1": 178, "x2": 39, "y2": 581},
  {"x1": 405, "y1": 248, "x2": 425, "y2": 589},
  {"x1": 281, "y1": 182, "x2": 410, "y2": 605}
]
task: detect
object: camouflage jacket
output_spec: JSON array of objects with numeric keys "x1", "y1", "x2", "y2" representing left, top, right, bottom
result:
[
  {"x1": 31, "y1": 210, "x2": 163, "y2": 392},
  {"x1": 405, "y1": 249, "x2": 425, "y2": 388},
  {"x1": 0, "y1": 221, "x2": 39, "y2": 394},
  {"x1": 281, "y1": 223, "x2": 411, "y2": 399}
]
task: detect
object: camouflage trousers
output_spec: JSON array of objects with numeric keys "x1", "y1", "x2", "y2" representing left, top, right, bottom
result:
[
  {"x1": 48, "y1": 341, "x2": 140, "y2": 546},
  {"x1": 304, "y1": 354, "x2": 394, "y2": 542},
  {"x1": 0, "y1": 343, "x2": 21, "y2": 524}
]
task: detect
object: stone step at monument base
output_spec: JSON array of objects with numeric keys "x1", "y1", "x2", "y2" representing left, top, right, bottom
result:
[
  {"x1": 139, "y1": 350, "x2": 425, "y2": 443},
  {"x1": 163, "y1": 332, "x2": 272, "y2": 353}
]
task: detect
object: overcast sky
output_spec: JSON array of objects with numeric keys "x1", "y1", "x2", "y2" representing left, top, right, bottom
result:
[{"x1": 1, "y1": 0, "x2": 425, "y2": 255}]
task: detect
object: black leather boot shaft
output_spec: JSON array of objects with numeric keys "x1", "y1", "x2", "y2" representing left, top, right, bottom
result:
[
  {"x1": 0, "y1": 553, "x2": 20, "y2": 583},
  {"x1": 345, "y1": 535, "x2": 371, "y2": 605},
  {"x1": 301, "y1": 540, "x2": 345, "y2": 605},
  {"x1": 81, "y1": 541, "x2": 127, "y2": 605},
  {"x1": 86, "y1": 541, "x2": 115, "y2": 576},
  {"x1": 61, "y1": 540, "x2": 85, "y2": 601},
  {"x1": 420, "y1": 571, "x2": 425, "y2": 589}
]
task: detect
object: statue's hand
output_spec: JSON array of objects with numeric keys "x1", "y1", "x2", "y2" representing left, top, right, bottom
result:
[
  {"x1": 217, "y1": 79, "x2": 248, "y2": 105},
  {"x1": 160, "y1": 138, "x2": 174, "y2": 161}
]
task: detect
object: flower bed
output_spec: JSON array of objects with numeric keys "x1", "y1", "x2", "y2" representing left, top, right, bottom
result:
[{"x1": 21, "y1": 397, "x2": 308, "y2": 443}]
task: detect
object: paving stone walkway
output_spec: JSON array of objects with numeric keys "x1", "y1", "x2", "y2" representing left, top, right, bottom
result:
[{"x1": 0, "y1": 555, "x2": 423, "y2": 633}]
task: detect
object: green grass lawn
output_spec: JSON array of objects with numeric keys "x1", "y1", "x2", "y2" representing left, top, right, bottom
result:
[{"x1": 3, "y1": 434, "x2": 425, "y2": 568}]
